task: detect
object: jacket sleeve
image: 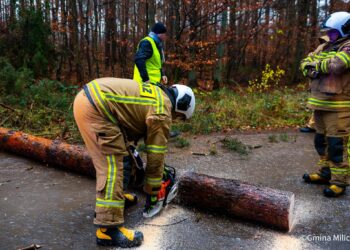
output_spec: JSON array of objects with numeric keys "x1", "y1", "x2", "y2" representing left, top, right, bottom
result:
[
  {"x1": 134, "y1": 40, "x2": 153, "y2": 82},
  {"x1": 300, "y1": 43, "x2": 329, "y2": 74},
  {"x1": 143, "y1": 115, "x2": 171, "y2": 195},
  {"x1": 318, "y1": 46, "x2": 350, "y2": 75},
  {"x1": 300, "y1": 51, "x2": 320, "y2": 72},
  {"x1": 145, "y1": 115, "x2": 170, "y2": 168}
]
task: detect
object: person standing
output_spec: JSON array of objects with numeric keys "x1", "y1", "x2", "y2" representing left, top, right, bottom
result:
[
  {"x1": 301, "y1": 12, "x2": 350, "y2": 197},
  {"x1": 133, "y1": 22, "x2": 181, "y2": 138},
  {"x1": 299, "y1": 36, "x2": 329, "y2": 134},
  {"x1": 133, "y1": 22, "x2": 168, "y2": 85}
]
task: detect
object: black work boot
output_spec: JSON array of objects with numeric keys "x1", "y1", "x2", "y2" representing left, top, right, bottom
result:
[
  {"x1": 303, "y1": 166, "x2": 331, "y2": 184},
  {"x1": 323, "y1": 185, "x2": 346, "y2": 197},
  {"x1": 299, "y1": 126, "x2": 316, "y2": 133},
  {"x1": 124, "y1": 193, "x2": 138, "y2": 209},
  {"x1": 304, "y1": 134, "x2": 330, "y2": 183},
  {"x1": 169, "y1": 130, "x2": 181, "y2": 138},
  {"x1": 96, "y1": 227, "x2": 143, "y2": 247}
]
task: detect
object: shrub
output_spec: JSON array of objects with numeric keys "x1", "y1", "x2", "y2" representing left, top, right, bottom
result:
[
  {"x1": 247, "y1": 64, "x2": 285, "y2": 93},
  {"x1": 0, "y1": 57, "x2": 17, "y2": 94},
  {"x1": 174, "y1": 87, "x2": 309, "y2": 134},
  {"x1": 175, "y1": 137, "x2": 190, "y2": 148},
  {"x1": 15, "y1": 67, "x2": 34, "y2": 93},
  {"x1": 0, "y1": 7, "x2": 53, "y2": 78},
  {"x1": 32, "y1": 51, "x2": 48, "y2": 77},
  {"x1": 222, "y1": 137, "x2": 249, "y2": 155}
]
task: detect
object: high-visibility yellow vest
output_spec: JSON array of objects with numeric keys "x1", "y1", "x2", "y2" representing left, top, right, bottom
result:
[{"x1": 133, "y1": 36, "x2": 162, "y2": 84}]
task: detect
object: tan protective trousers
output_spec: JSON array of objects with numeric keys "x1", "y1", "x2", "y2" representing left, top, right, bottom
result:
[
  {"x1": 306, "y1": 112, "x2": 315, "y2": 129},
  {"x1": 73, "y1": 90, "x2": 127, "y2": 227},
  {"x1": 314, "y1": 110, "x2": 350, "y2": 186}
]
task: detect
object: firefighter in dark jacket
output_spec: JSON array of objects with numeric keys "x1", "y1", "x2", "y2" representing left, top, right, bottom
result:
[
  {"x1": 133, "y1": 22, "x2": 167, "y2": 85},
  {"x1": 301, "y1": 12, "x2": 350, "y2": 197}
]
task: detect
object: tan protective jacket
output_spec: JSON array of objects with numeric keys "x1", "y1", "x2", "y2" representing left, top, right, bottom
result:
[
  {"x1": 301, "y1": 38, "x2": 350, "y2": 111},
  {"x1": 84, "y1": 78, "x2": 172, "y2": 176}
]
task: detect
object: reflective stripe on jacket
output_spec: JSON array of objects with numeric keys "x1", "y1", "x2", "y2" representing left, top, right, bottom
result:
[
  {"x1": 85, "y1": 78, "x2": 172, "y2": 171},
  {"x1": 301, "y1": 38, "x2": 350, "y2": 111}
]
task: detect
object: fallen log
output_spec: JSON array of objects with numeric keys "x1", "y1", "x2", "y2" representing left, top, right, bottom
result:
[
  {"x1": 178, "y1": 171, "x2": 294, "y2": 231},
  {"x1": 0, "y1": 127, "x2": 294, "y2": 231},
  {"x1": 0, "y1": 127, "x2": 95, "y2": 177}
]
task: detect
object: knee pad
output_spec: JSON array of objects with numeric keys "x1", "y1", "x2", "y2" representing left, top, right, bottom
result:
[
  {"x1": 123, "y1": 155, "x2": 132, "y2": 189},
  {"x1": 327, "y1": 137, "x2": 344, "y2": 164},
  {"x1": 314, "y1": 133, "x2": 326, "y2": 156}
]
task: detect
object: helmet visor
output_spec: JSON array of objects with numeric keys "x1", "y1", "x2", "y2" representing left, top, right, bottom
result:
[{"x1": 327, "y1": 29, "x2": 341, "y2": 42}]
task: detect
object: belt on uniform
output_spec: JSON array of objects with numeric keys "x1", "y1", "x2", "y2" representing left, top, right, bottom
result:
[{"x1": 83, "y1": 85, "x2": 98, "y2": 110}]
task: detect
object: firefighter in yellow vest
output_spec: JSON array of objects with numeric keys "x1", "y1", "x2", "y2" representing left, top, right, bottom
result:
[
  {"x1": 133, "y1": 22, "x2": 168, "y2": 85},
  {"x1": 73, "y1": 78, "x2": 195, "y2": 247},
  {"x1": 301, "y1": 12, "x2": 350, "y2": 197}
]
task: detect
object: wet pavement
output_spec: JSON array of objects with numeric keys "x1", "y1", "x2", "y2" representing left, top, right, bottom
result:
[{"x1": 1, "y1": 130, "x2": 350, "y2": 250}]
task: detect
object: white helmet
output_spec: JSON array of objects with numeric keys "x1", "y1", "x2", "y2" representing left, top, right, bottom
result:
[
  {"x1": 171, "y1": 84, "x2": 195, "y2": 119},
  {"x1": 322, "y1": 11, "x2": 350, "y2": 37}
]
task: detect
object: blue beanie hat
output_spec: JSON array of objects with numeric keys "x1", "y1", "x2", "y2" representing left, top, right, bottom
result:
[{"x1": 151, "y1": 22, "x2": 167, "y2": 34}]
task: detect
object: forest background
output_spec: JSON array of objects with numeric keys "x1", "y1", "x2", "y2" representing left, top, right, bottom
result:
[{"x1": 1, "y1": 0, "x2": 350, "y2": 143}]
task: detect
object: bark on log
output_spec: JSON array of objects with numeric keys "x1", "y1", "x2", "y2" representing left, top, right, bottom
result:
[
  {"x1": 0, "y1": 127, "x2": 95, "y2": 177},
  {"x1": 0, "y1": 127, "x2": 295, "y2": 231},
  {"x1": 178, "y1": 171, "x2": 294, "y2": 231}
]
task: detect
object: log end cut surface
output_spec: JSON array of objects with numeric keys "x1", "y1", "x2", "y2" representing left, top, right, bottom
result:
[{"x1": 178, "y1": 171, "x2": 295, "y2": 231}]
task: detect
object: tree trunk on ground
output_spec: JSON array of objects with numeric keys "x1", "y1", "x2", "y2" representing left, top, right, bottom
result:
[
  {"x1": 178, "y1": 171, "x2": 295, "y2": 232},
  {"x1": 0, "y1": 128, "x2": 95, "y2": 177},
  {"x1": 0, "y1": 128, "x2": 294, "y2": 232}
]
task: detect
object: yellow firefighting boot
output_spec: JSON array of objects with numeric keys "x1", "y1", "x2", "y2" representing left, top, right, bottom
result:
[
  {"x1": 303, "y1": 159, "x2": 331, "y2": 184},
  {"x1": 96, "y1": 227, "x2": 143, "y2": 247},
  {"x1": 124, "y1": 193, "x2": 138, "y2": 209},
  {"x1": 323, "y1": 185, "x2": 346, "y2": 197}
]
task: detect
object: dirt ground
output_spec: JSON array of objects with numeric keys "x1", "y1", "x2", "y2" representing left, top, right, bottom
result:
[{"x1": 1, "y1": 129, "x2": 350, "y2": 250}]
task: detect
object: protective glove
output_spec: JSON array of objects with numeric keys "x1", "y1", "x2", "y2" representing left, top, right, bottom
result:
[
  {"x1": 302, "y1": 61, "x2": 321, "y2": 79},
  {"x1": 161, "y1": 75, "x2": 168, "y2": 84},
  {"x1": 307, "y1": 69, "x2": 320, "y2": 79}
]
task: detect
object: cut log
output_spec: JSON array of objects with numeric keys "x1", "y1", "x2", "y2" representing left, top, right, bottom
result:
[
  {"x1": 178, "y1": 171, "x2": 294, "y2": 231},
  {"x1": 0, "y1": 127, "x2": 294, "y2": 231},
  {"x1": 0, "y1": 127, "x2": 95, "y2": 177}
]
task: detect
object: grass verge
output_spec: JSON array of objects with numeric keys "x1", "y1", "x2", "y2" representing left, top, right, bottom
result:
[{"x1": 1, "y1": 84, "x2": 310, "y2": 143}]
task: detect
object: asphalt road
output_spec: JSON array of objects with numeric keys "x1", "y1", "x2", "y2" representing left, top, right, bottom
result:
[{"x1": 1, "y1": 130, "x2": 349, "y2": 250}]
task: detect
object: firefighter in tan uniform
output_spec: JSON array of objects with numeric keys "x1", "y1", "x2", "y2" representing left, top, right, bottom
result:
[
  {"x1": 300, "y1": 36, "x2": 330, "y2": 134},
  {"x1": 73, "y1": 78, "x2": 195, "y2": 247},
  {"x1": 301, "y1": 12, "x2": 350, "y2": 197}
]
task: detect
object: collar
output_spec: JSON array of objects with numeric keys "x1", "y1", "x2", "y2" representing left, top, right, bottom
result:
[
  {"x1": 326, "y1": 36, "x2": 350, "y2": 51},
  {"x1": 148, "y1": 32, "x2": 162, "y2": 45},
  {"x1": 156, "y1": 83, "x2": 176, "y2": 111}
]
